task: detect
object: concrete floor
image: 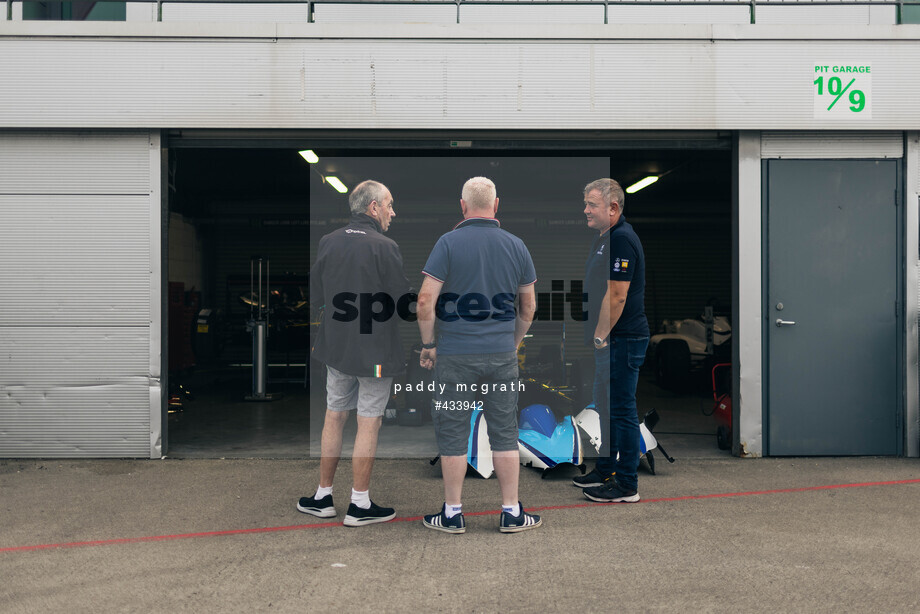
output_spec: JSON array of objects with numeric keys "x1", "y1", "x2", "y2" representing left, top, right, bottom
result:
[
  {"x1": 167, "y1": 367, "x2": 727, "y2": 461},
  {"x1": 2, "y1": 456, "x2": 918, "y2": 612}
]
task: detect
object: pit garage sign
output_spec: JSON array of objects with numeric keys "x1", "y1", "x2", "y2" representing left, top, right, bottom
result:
[{"x1": 814, "y1": 63, "x2": 872, "y2": 119}]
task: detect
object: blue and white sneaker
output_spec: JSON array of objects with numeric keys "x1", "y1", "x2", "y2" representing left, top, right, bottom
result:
[
  {"x1": 296, "y1": 493, "x2": 336, "y2": 518},
  {"x1": 423, "y1": 504, "x2": 466, "y2": 534},
  {"x1": 499, "y1": 502, "x2": 542, "y2": 533}
]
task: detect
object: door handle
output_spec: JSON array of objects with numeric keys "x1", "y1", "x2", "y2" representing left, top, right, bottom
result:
[{"x1": 775, "y1": 319, "x2": 796, "y2": 327}]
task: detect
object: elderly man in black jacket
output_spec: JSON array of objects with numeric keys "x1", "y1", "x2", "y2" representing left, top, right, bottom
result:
[{"x1": 298, "y1": 179, "x2": 411, "y2": 527}]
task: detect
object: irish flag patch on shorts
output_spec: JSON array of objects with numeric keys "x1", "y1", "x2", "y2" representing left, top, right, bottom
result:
[{"x1": 373, "y1": 365, "x2": 383, "y2": 378}]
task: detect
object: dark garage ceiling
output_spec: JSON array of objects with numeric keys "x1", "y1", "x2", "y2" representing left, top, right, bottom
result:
[{"x1": 170, "y1": 147, "x2": 732, "y2": 224}]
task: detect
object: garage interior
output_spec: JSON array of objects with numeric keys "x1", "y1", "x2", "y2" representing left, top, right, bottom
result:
[{"x1": 164, "y1": 135, "x2": 733, "y2": 463}]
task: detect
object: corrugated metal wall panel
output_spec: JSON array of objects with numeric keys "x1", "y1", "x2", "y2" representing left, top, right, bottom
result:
[
  {"x1": 314, "y1": 3, "x2": 457, "y2": 23},
  {"x1": 0, "y1": 132, "x2": 158, "y2": 459},
  {"x1": 162, "y1": 2, "x2": 309, "y2": 22},
  {"x1": 460, "y1": 4, "x2": 604, "y2": 24},
  {"x1": 756, "y1": 5, "x2": 871, "y2": 25},
  {"x1": 0, "y1": 327, "x2": 150, "y2": 383},
  {"x1": 0, "y1": 195, "x2": 152, "y2": 325},
  {"x1": 0, "y1": 40, "x2": 305, "y2": 128},
  {"x1": 0, "y1": 328, "x2": 151, "y2": 457},
  {"x1": 761, "y1": 131, "x2": 903, "y2": 158},
  {"x1": 126, "y1": 2, "x2": 157, "y2": 22},
  {"x1": 609, "y1": 5, "x2": 749, "y2": 24},
  {"x1": 0, "y1": 133, "x2": 150, "y2": 194},
  {"x1": 869, "y1": 5, "x2": 898, "y2": 25},
  {"x1": 3, "y1": 36, "x2": 920, "y2": 129}
]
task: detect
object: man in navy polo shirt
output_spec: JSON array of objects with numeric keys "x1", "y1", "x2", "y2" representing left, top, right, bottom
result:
[
  {"x1": 573, "y1": 178, "x2": 650, "y2": 503},
  {"x1": 416, "y1": 176, "x2": 541, "y2": 534}
]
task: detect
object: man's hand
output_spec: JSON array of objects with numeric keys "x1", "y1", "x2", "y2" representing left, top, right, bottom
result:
[
  {"x1": 420, "y1": 347, "x2": 437, "y2": 370},
  {"x1": 417, "y1": 276, "x2": 442, "y2": 371}
]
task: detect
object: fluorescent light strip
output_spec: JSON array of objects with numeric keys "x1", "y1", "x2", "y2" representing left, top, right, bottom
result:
[
  {"x1": 325, "y1": 176, "x2": 348, "y2": 194},
  {"x1": 626, "y1": 176, "x2": 658, "y2": 194},
  {"x1": 299, "y1": 150, "x2": 319, "y2": 164}
]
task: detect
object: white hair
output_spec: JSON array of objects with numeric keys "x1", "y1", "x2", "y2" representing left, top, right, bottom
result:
[{"x1": 461, "y1": 176, "x2": 497, "y2": 210}]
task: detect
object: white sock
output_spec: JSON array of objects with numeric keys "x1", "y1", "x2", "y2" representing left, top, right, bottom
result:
[
  {"x1": 315, "y1": 485, "x2": 333, "y2": 500},
  {"x1": 502, "y1": 503, "x2": 521, "y2": 517},
  {"x1": 445, "y1": 503, "x2": 463, "y2": 519},
  {"x1": 351, "y1": 488, "x2": 371, "y2": 509}
]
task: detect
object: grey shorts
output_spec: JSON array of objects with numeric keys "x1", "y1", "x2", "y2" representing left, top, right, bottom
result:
[
  {"x1": 433, "y1": 352, "x2": 520, "y2": 456},
  {"x1": 325, "y1": 365, "x2": 392, "y2": 418}
]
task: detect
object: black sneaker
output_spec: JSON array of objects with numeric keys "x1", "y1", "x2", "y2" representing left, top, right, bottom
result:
[
  {"x1": 423, "y1": 504, "x2": 466, "y2": 534},
  {"x1": 499, "y1": 502, "x2": 542, "y2": 533},
  {"x1": 296, "y1": 493, "x2": 336, "y2": 518},
  {"x1": 572, "y1": 468, "x2": 615, "y2": 488},
  {"x1": 343, "y1": 501, "x2": 396, "y2": 527},
  {"x1": 583, "y1": 480, "x2": 640, "y2": 503}
]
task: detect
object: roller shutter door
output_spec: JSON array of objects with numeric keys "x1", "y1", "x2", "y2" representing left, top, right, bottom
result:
[{"x1": 0, "y1": 131, "x2": 162, "y2": 458}]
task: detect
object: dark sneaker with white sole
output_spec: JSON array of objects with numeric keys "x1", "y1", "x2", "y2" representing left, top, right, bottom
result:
[
  {"x1": 343, "y1": 501, "x2": 396, "y2": 527},
  {"x1": 583, "y1": 480, "x2": 640, "y2": 503},
  {"x1": 423, "y1": 504, "x2": 466, "y2": 534},
  {"x1": 296, "y1": 494, "x2": 336, "y2": 518},
  {"x1": 572, "y1": 468, "x2": 614, "y2": 488},
  {"x1": 499, "y1": 502, "x2": 542, "y2": 533}
]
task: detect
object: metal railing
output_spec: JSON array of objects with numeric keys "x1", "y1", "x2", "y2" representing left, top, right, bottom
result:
[{"x1": 6, "y1": 0, "x2": 915, "y2": 26}]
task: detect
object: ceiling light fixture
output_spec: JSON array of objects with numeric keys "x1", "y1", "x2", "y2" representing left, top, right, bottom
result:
[
  {"x1": 299, "y1": 150, "x2": 319, "y2": 164},
  {"x1": 626, "y1": 176, "x2": 659, "y2": 194},
  {"x1": 325, "y1": 176, "x2": 348, "y2": 194}
]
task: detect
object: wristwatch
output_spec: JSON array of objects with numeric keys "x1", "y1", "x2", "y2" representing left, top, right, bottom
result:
[
  {"x1": 593, "y1": 336, "x2": 607, "y2": 348},
  {"x1": 421, "y1": 342, "x2": 437, "y2": 350}
]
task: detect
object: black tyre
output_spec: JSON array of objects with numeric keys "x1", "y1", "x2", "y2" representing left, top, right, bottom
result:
[{"x1": 716, "y1": 425, "x2": 731, "y2": 450}]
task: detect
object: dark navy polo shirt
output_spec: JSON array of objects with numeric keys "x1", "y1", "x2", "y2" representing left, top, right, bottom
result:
[
  {"x1": 422, "y1": 217, "x2": 537, "y2": 356},
  {"x1": 584, "y1": 216, "x2": 649, "y2": 345}
]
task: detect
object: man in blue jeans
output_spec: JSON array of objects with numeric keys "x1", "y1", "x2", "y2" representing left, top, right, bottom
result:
[
  {"x1": 573, "y1": 178, "x2": 650, "y2": 503},
  {"x1": 417, "y1": 176, "x2": 540, "y2": 533}
]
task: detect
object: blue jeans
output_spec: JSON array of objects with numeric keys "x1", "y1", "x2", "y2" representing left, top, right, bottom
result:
[{"x1": 593, "y1": 336, "x2": 649, "y2": 491}]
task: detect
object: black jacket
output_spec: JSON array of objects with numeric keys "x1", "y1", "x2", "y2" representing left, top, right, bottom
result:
[{"x1": 310, "y1": 214, "x2": 412, "y2": 377}]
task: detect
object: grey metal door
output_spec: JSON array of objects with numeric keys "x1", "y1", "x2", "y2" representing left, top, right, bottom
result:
[{"x1": 766, "y1": 159, "x2": 899, "y2": 456}]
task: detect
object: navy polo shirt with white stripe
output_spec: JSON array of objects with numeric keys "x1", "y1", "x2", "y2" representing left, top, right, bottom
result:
[{"x1": 422, "y1": 217, "x2": 537, "y2": 356}]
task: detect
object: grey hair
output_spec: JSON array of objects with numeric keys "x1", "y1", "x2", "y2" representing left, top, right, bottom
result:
[
  {"x1": 461, "y1": 176, "x2": 497, "y2": 210},
  {"x1": 584, "y1": 178, "x2": 625, "y2": 214},
  {"x1": 349, "y1": 180, "x2": 389, "y2": 215}
]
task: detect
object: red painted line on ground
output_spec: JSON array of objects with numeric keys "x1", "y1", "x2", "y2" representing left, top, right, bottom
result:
[{"x1": 2, "y1": 478, "x2": 918, "y2": 554}]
